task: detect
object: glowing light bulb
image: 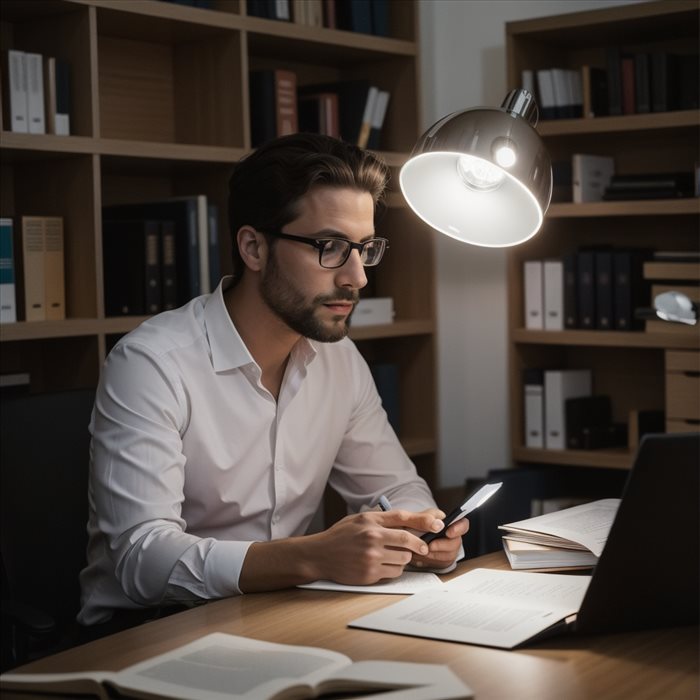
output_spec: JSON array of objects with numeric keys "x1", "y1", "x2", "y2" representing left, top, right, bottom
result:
[
  {"x1": 495, "y1": 145, "x2": 516, "y2": 168},
  {"x1": 457, "y1": 155, "x2": 505, "y2": 191}
]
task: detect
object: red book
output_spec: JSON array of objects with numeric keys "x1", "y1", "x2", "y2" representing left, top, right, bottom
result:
[{"x1": 621, "y1": 55, "x2": 636, "y2": 115}]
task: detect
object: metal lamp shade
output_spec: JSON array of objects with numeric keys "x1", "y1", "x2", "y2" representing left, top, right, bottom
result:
[{"x1": 400, "y1": 92, "x2": 552, "y2": 248}]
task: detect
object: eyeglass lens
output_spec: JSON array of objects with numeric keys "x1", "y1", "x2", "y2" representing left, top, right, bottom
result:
[{"x1": 321, "y1": 239, "x2": 386, "y2": 268}]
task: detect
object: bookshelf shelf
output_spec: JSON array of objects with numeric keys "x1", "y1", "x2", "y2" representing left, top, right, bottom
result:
[
  {"x1": 538, "y1": 109, "x2": 699, "y2": 136},
  {"x1": 1, "y1": 0, "x2": 440, "y2": 497},
  {"x1": 512, "y1": 328, "x2": 700, "y2": 351},
  {"x1": 512, "y1": 446, "x2": 633, "y2": 470},
  {"x1": 548, "y1": 199, "x2": 700, "y2": 218},
  {"x1": 506, "y1": 0, "x2": 699, "y2": 471}
]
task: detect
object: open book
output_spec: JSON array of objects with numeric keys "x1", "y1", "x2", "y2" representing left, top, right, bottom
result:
[
  {"x1": 349, "y1": 568, "x2": 591, "y2": 650},
  {"x1": 0, "y1": 633, "x2": 472, "y2": 700},
  {"x1": 499, "y1": 498, "x2": 620, "y2": 569}
]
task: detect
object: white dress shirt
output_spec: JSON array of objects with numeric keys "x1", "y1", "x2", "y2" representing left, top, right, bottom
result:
[{"x1": 78, "y1": 277, "x2": 436, "y2": 625}]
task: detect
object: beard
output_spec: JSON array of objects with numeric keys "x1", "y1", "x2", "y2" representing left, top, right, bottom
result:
[{"x1": 260, "y1": 253, "x2": 359, "y2": 343}]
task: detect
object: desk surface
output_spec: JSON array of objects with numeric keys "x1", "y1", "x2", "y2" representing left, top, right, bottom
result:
[{"x1": 8, "y1": 552, "x2": 699, "y2": 700}]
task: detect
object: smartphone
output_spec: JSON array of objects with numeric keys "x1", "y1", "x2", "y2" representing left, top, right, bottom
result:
[{"x1": 421, "y1": 481, "x2": 503, "y2": 544}]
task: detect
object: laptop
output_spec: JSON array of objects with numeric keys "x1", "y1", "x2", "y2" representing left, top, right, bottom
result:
[{"x1": 565, "y1": 432, "x2": 699, "y2": 636}]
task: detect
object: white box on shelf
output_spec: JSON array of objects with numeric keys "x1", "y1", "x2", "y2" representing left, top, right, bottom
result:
[{"x1": 352, "y1": 297, "x2": 394, "y2": 326}]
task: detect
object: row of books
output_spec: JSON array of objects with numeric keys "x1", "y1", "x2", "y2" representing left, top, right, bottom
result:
[
  {"x1": 0, "y1": 195, "x2": 221, "y2": 324},
  {"x1": 0, "y1": 217, "x2": 65, "y2": 324},
  {"x1": 524, "y1": 249, "x2": 652, "y2": 332},
  {"x1": 560, "y1": 153, "x2": 696, "y2": 204},
  {"x1": 247, "y1": 0, "x2": 391, "y2": 36},
  {"x1": 3, "y1": 50, "x2": 71, "y2": 135},
  {"x1": 102, "y1": 197, "x2": 220, "y2": 317},
  {"x1": 524, "y1": 365, "x2": 667, "y2": 453},
  {"x1": 250, "y1": 70, "x2": 390, "y2": 150},
  {"x1": 523, "y1": 369, "x2": 634, "y2": 452},
  {"x1": 523, "y1": 50, "x2": 699, "y2": 121}
]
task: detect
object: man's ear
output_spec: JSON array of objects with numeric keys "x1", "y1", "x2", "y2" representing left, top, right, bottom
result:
[{"x1": 237, "y1": 227, "x2": 267, "y2": 272}]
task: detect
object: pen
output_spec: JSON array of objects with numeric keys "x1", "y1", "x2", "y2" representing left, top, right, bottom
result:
[{"x1": 378, "y1": 495, "x2": 392, "y2": 512}]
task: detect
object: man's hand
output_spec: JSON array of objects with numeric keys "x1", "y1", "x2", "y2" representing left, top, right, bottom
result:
[
  {"x1": 303, "y1": 510, "x2": 445, "y2": 585},
  {"x1": 238, "y1": 508, "x2": 464, "y2": 593},
  {"x1": 410, "y1": 507, "x2": 469, "y2": 570}
]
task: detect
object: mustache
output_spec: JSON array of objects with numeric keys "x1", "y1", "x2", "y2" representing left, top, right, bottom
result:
[{"x1": 316, "y1": 290, "x2": 360, "y2": 305}]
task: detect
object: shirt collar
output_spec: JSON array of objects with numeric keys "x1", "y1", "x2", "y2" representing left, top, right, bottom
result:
[{"x1": 204, "y1": 276, "x2": 319, "y2": 373}]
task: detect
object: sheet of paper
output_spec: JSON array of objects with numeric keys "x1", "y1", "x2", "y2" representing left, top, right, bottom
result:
[
  {"x1": 298, "y1": 571, "x2": 442, "y2": 594},
  {"x1": 500, "y1": 499, "x2": 620, "y2": 556},
  {"x1": 349, "y1": 568, "x2": 591, "y2": 649}
]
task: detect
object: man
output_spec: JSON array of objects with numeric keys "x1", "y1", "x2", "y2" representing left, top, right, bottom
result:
[{"x1": 78, "y1": 134, "x2": 467, "y2": 629}]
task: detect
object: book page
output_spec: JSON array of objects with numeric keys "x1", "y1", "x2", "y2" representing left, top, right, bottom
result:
[
  {"x1": 298, "y1": 571, "x2": 442, "y2": 594},
  {"x1": 1, "y1": 634, "x2": 351, "y2": 700},
  {"x1": 349, "y1": 569, "x2": 591, "y2": 650},
  {"x1": 0, "y1": 636, "x2": 473, "y2": 700},
  {"x1": 318, "y1": 661, "x2": 472, "y2": 700},
  {"x1": 499, "y1": 499, "x2": 621, "y2": 556}
]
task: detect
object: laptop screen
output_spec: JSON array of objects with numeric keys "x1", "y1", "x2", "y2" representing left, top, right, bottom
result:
[{"x1": 576, "y1": 432, "x2": 699, "y2": 634}]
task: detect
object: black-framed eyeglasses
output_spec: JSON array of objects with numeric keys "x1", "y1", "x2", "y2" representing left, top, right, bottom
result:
[{"x1": 260, "y1": 230, "x2": 389, "y2": 269}]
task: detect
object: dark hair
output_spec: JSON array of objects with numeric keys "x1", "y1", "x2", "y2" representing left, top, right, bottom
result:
[{"x1": 227, "y1": 133, "x2": 389, "y2": 282}]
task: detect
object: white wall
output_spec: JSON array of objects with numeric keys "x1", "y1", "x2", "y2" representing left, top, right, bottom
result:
[{"x1": 419, "y1": 0, "x2": 644, "y2": 487}]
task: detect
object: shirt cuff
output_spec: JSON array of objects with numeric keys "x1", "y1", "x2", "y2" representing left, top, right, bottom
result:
[{"x1": 203, "y1": 540, "x2": 255, "y2": 597}]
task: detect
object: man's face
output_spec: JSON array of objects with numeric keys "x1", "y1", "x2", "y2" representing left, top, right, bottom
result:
[{"x1": 260, "y1": 186, "x2": 374, "y2": 343}]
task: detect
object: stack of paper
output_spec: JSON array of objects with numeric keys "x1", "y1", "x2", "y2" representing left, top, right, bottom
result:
[{"x1": 499, "y1": 498, "x2": 621, "y2": 571}]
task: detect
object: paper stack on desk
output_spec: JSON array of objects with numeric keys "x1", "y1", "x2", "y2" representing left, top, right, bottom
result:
[{"x1": 499, "y1": 498, "x2": 620, "y2": 571}]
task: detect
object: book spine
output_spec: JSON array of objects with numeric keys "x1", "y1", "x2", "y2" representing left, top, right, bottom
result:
[
  {"x1": 0, "y1": 218, "x2": 17, "y2": 323},
  {"x1": 25, "y1": 52, "x2": 45, "y2": 134},
  {"x1": 43, "y1": 216, "x2": 65, "y2": 320},
  {"x1": 160, "y1": 221, "x2": 178, "y2": 311},
  {"x1": 634, "y1": 52, "x2": 651, "y2": 114},
  {"x1": 185, "y1": 202, "x2": 200, "y2": 299},
  {"x1": 144, "y1": 221, "x2": 161, "y2": 315},
  {"x1": 576, "y1": 251, "x2": 596, "y2": 330},
  {"x1": 620, "y1": 55, "x2": 635, "y2": 115},
  {"x1": 543, "y1": 259, "x2": 564, "y2": 331},
  {"x1": 371, "y1": 0, "x2": 389, "y2": 37},
  {"x1": 54, "y1": 59, "x2": 71, "y2": 135},
  {"x1": 523, "y1": 369, "x2": 544, "y2": 449},
  {"x1": 20, "y1": 216, "x2": 46, "y2": 321},
  {"x1": 614, "y1": 250, "x2": 649, "y2": 331},
  {"x1": 536, "y1": 69, "x2": 557, "y2": 120},
  {"x1": 275, "y1": 70, "x2": 298, "y2": 136},
  {"x1": 523, "y1": 260, "x2": 544, "y2": 330},
  {"x1": 207, "y1": 204, "x2": 221, "y2": 292},
  {"x1": 43, "y1": 56, "x2": 57, "y2": 134},
  {"x1": 357, "y1": 86, "x2": 378, "y2": 148},
  {"x1": 606, "y1": 47, "x2": 622, "y2": 116},
  {"x1": 195, "y1": 195, "x2": 210, "y2": 295},
  {"x1": 7, "y1": 50, "x2": 29, "y2": 133},
  {"x1": 544, "y1": 370, "x2": 592, "y2": 449},
  {"x1": 367, "y1": 89, "x2": 389, "y2": 150},
  {"x1": 563, "y1": 252, "x2": 578, "y2": 329},
  {"x1": 594, "y1": 251, "x2": 613, "y2": 330}
]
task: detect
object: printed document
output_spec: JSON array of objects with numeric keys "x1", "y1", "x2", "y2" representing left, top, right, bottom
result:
[
  {"x1": 349, "y1": 568, "x2": 591, "y2": 649},
  {"x1": 499, "y1": 498, "x2": 621, "y2": 556},
  {"x1": 298, "y1": 571, "x2": 442, "y2": 594}
]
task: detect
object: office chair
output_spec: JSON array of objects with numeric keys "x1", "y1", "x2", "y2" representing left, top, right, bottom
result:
[{"x1": 0, "y1": 389, "x2": 95, "y2": 672}]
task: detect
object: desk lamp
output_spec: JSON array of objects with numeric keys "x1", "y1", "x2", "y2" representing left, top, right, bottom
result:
[{"x1": 400, "y1": 89, "x2": 552, "y2": 247}]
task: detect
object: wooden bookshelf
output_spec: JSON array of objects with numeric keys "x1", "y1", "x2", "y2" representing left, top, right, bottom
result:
[
  {"x1": 506, "y1": 0, "x2": 700, "y2": 469},
  {"x1": 0, "y1": 0, "x2": 440, "y2": 494}
]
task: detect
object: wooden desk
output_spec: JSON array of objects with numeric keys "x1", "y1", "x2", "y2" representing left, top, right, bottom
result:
[{"x1": 6, "y1": 553, "x2": 699, "y2": 699}]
